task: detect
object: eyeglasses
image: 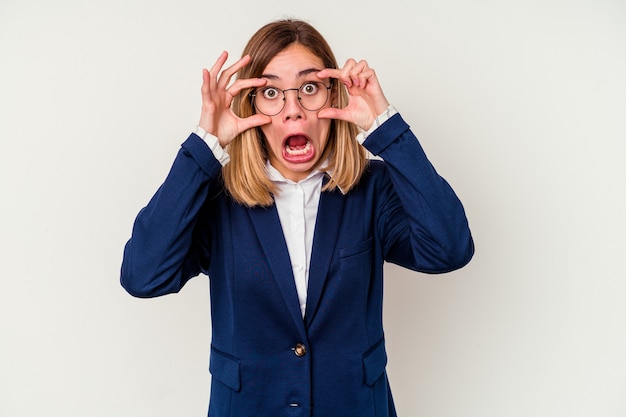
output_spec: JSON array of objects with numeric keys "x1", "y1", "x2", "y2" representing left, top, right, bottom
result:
[{"x1": 250, "y1": 81, "x2": 332, "y2": 116}]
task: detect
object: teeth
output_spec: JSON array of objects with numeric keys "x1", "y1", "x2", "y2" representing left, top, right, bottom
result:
[{"x1": 285, "y1": 141, "x2": 311, "y2": 156}]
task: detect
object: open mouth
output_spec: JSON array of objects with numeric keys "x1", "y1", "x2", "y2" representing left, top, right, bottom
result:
[{"x1": 283, "y1": 134, "x2": 315, "y2": 162}]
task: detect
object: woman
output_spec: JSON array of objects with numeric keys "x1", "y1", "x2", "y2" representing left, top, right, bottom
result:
[{"x1": 121, "y1": 18, "x2": 474, "y2": 417}]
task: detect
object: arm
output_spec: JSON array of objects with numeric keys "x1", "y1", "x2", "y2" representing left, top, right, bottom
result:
[
  {"x1": 121, "y1": 53, "x2": 271, "y2": 297},
  {"x1": 120, "y1": 134, "x2": 221, "y2": 297},
  {"x1": 364, "y1": 113, "x2": 474, "y2": 273},
  {"x1": 318, "y1": 59, "x2": 473, "y2": 273}
]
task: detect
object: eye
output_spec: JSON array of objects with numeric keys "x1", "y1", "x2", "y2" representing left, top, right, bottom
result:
[
  {"x1": 262, "y1": 87, "x2": 280, "y2": 100},
  {"x1": 300, "y1": 82, "x2": 319, "y2": 96}
]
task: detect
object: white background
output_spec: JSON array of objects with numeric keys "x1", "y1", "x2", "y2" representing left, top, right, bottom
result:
[{"x1": 1, "y1": 0, "x2": 625, "y2": 416}]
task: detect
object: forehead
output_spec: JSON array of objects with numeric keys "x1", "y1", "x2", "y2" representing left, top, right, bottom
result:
[{"x1": 262, "y1": 43, "x2": 325, "y2": 81}]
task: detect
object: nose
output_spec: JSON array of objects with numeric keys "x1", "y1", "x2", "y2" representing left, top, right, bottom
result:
[{"x1": 282, "y1": 89, "x2": 303, "y2": 120}]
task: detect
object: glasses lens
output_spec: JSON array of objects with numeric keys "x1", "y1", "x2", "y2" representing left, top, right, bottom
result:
[
  {"x1": 253, "y1": 87, "x2": 283, "y2": 116},
  {"x1": 299, "y1": 82, "x2": 329, "y2": 111},
  {"x1": 252, "y1": 82, "x2": 330, "y2": 116}
]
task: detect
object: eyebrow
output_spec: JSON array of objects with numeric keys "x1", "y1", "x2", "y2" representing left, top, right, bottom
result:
[{"x1": 260, "y1": 68, "x2": 320, "y2": 80}]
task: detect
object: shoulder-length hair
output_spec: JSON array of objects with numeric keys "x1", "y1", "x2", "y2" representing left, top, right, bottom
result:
[{"x1": 223, "y1": 19, "x2": 368, "y2": 207}]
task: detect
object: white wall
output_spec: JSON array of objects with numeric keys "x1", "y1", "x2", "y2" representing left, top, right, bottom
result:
[{"x1": 1, "y1": 0, "x2": 625, "y2": 416}]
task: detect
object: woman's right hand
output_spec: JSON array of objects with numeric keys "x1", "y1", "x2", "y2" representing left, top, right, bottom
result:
[{"x1": 199, "y1": 52, "x2": 271, "y2": 147}]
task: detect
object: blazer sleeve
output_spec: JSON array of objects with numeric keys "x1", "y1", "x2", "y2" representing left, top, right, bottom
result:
[
  {"x1": 120, "y1": 133, "x2": 222, "y2": 297},
  {"x1": 363, "y1": 113, "x2": 474, "y2": 273}
]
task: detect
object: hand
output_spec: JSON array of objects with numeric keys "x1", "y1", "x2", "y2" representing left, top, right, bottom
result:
[
  {"x1": 199, "y1": 52, "x2": 271, "y2": 147},
  {"x1": 316, "y1": 59, "x2": 390, "y2": 131}
]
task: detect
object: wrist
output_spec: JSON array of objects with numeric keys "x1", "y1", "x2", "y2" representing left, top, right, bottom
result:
[
  {"x1": 356, "y1": 105, "x2": 398, "y2": 144},
  {"x1": 193, "y1": 125, "x2": 231, "y2": 166}
]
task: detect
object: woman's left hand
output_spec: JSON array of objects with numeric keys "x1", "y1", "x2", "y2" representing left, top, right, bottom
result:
[{"x1": 317, "y1": 59, "x2": 390, "y2": 131}]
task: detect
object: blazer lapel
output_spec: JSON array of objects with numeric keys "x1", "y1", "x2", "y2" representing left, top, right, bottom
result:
[
  {"x1": 304, "y1": 186, "x2": 345, "y2": 327},
  {"x1": 247, "y1": 204, "x2": 307, "y2": 339}
]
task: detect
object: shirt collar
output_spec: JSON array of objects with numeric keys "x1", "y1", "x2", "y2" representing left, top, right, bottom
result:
[
  {"x1": 266, "y1": 160, "x2": 327, "y2": 185},
  {"x1": 265, "y1": 160, "x2": 348, "y2": 195}
]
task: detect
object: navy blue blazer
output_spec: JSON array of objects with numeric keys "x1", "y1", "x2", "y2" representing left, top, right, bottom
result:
[{"x1": 121, "y1": 114, "x2": 474, "y2": 417}]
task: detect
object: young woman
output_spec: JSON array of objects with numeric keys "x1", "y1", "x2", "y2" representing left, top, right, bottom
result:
[{"x1": 121, "y1": 18, "x2": 474, "y2": 417}]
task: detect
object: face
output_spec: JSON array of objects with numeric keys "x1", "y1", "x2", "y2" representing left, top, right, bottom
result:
[{"x1": 257, "y1": 43, "x2": 333, "y2": 182}]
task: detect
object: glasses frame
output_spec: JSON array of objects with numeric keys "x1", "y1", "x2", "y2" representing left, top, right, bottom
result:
[{"x1": 249, "y1": 80, "x2": 333, "y2": 116}]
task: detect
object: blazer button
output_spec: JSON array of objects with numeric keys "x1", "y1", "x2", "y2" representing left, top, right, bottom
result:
[{"x1": 293, "y1": 343, "x2": 307, "y2": 357}]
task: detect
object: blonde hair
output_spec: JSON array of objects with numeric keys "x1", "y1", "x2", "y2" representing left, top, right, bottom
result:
[{"x1": 223, "y1": 19, "x2": 368, "y2": 207}]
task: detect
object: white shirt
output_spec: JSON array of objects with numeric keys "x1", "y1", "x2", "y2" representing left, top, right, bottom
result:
[{"x1": 266, "y1": 163, "x2": 324, "y2": 317}]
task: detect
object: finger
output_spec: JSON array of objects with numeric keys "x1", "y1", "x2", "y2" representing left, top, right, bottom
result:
[
  {"x1": 238, "y1": 114, "x2": 271, "y2": 132},
  {"x1": 319, "y1": 59, "x2": 357, "y2": 87},
  {"x1": 317, "y1": 68, "x2": 341, "y2": 79},
  {"x1": 316, "y1": 68, "x2": 342, "y2": 87},
  {"x1": 209, "y1": 51, "x2": 229, "y2": 81},
  {"x1": 217, "y1": 54, "x2": 252, "y2": 90},
  {"x1": 317, "y1": 106, "x2": 346, "y2": 121},
  {"x1": 349, "y1": 60, "x2": 369, "y2": 87},
  {"x1": 320, "y1": 105, "x2": 375, "y2": 131},
  {"x1": 201, "y1": 68, "x2": 210, "y2": 96},
  {"x1": 341, "y1": 58, "x2": 360, "y2": 87},
  {"x1": 358, "y1": 68, "x2": 375, "y2": 88},
  {"x1": 201, "y1": 68, "x2": 216, "y2": 107},
  {"x1": 342, "y1": 58, "x2": 357, "y2": 72},
  {"x1": 226, "y1": 77, "x2": 267, "y2": 97}
]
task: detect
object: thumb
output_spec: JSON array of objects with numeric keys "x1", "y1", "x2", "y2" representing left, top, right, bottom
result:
[
  {"x1": 317, "y1": 107, "x2": 347, "y2": 121},
  {"x1": 239, "y1": 114, "x2": 271, "y2": 132}
]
